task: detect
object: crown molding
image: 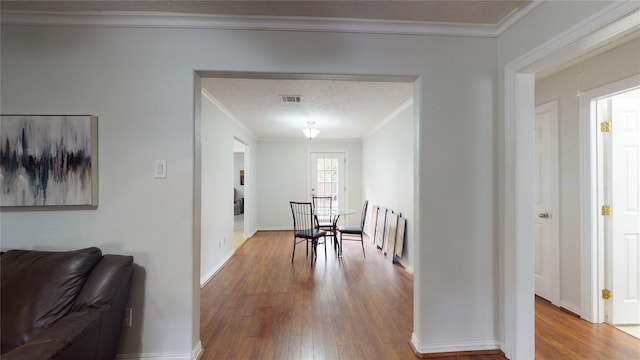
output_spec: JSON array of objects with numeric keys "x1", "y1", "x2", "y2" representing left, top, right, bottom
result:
[
  {"x1": 1, "y1": 2, "x2": 541, "y2": 38},
  {"x1": 201, "y1": 88, "x2": 257, "y2": 140},
  {"x1": 361, "y1": 97, "x2": 413, "y2": 141}
]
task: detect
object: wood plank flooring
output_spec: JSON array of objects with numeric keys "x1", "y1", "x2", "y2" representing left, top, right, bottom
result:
[
  {"x1": 200, "y1": 231, "x2": 640, "y2": 359},
  {"x1": 535, "y1": 296, "x2": 640, "y2": 360}
]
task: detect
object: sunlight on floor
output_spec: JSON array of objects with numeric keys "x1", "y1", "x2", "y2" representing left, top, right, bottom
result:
[
  {"x1": 615, "y1": 325, "x2": 640, "y2": 340},
  {"x1": 233, "y1": 214, "x2": 244, "y2": 249}
]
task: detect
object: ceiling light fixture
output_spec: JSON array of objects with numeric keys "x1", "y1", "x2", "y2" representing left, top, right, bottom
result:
[{"x1": 302, "y1": 121, "x2": 319, "y2": 139}]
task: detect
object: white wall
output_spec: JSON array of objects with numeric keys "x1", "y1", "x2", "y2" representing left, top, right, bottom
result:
[
  {"x1": 535, "y1": 38, "x2": 640, "y2": 313},
  {"x1": 362, "y1": 101, "x2": 414, "y2": 272},
  {"x1": 1, "y1": 21, "x2": 498, "y2": 357},
  {"x1": 200, "y1": 92, "x2": 256, "y2": 286},
  {"x1": 257, "y1": 140, "x2": 362, "y2": 230}
]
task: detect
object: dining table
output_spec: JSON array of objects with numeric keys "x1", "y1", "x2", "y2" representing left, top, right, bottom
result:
[{"x1": 314, "y1": 207, "x2": 356, "y2": 255}]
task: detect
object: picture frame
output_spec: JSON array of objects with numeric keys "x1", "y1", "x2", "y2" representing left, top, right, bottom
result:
[
  {"x1": 0, "y1": 115, "x2": 98, "y2": 207},
  {"x1": 370, "y1": 205, "x2": 379, "y2": 244},
  {"x1": 374, "y1": 207, "x2": 387, "y2": 249},
  {"x1": 384, "y1": 212, "x2": 399, "y2": 263},
  {"x1": 395, "y1": 217, "x2": 406, "y2": 258}
]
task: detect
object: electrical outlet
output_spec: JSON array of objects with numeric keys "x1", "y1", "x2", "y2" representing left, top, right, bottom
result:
[{"x1": 124, "y1": 307, "x2": 132, "y2": 328}]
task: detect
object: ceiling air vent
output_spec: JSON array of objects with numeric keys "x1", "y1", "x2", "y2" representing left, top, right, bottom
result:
[{"x1": 280, "y1": 95, "x2": 303, "y2": 103}]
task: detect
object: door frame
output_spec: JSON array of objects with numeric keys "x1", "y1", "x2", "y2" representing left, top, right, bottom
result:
[
  {"x1": 504, "y1": 3, "x2": 638, "y2": 358},
  {"x1": 579, "y1": 74, "x2": 640, "y2": 324},
  {"x1": 535, "y1": 100, "x2": 561, "y2": 306}
]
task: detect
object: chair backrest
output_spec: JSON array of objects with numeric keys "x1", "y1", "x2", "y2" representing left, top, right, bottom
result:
[
  {"x1": 360, "y1": 200, "x2": 369, "y2": 228},
  {"x1": 312, "y1": 196, "x2": 333, "y2": 224},
  {"x1": 290, "y1": 201, "x2": 314, "y2": 233}
]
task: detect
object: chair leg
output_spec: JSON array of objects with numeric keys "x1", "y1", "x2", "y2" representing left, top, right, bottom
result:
[
  {"x1": 324, "y1": 237, "x2": 327, "y2": 259},
  {"x1": 339, "y1": 232, "x2": 343, "y2": 257},
  {"x1": 360, "y1": 234, "x2": 365, "y2": 257},
  {"x1": 292, "y1": 237, "x2": 296, "y2": 263}
]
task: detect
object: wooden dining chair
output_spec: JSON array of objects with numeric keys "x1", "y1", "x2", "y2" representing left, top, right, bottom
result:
[
  {"x1": 338, "y1": 200, "x2": 368, "y2": 257},
  {"x1": 290, "y1": 201, "x2": 327, "y2": 263}
]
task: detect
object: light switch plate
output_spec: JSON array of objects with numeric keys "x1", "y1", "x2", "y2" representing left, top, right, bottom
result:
[{"x1": 154, "y1": 160, "x2": 167, "y2": 179}]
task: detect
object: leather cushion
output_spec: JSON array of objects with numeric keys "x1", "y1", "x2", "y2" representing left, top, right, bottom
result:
[
  {"x1": 71, "y1": 255, "x2": 133, "y2": 311},
  {"x1": 338, "y1": 226, "x2": 363, "y2": 234},
  {"x1": 1, "y1": 247, "x2": 102, "y2": 353}
]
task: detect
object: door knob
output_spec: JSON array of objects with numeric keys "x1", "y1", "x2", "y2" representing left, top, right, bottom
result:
[{"x1": 538, "y1": 212, "x2": 550, "y2": 219}]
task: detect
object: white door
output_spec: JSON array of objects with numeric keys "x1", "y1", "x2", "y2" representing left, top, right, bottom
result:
[
  {"x1": 534, "y1": 101, "x2": 560, "y2": 305},
  {"x1": 310, "y1": 152, "x2": 346, "y2": 210},
  {"x1": 609, "y1": 88, "x2": 640, "y2": 325}
]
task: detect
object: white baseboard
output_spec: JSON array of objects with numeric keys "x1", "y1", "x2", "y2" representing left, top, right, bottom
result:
[
  {"x1": 258, "y1": 226, "x2": 291, "y2": 231},
  {"x1": 410, "y1": 333, "x2": 500, "y2": 355},
  {"x1": 200, "y1": 251, "x2": 234, "y2": 287},
  {"x1": 192, "y1": 341, "x2": 203, "y2": 360},
  {"x1": 116, "y1": 341, "x2": 202, "y2": 360},
  {"x1": 560, "y1": 300, "x2": 581, "y2": 317}
]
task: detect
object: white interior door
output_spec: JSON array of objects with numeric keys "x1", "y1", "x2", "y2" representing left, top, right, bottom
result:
[
  {"x1": 534, "y1": 101, "x2": 560, "y2": 305},
  {"x1": 609, "y1": 88, "x2": 640, "y2": 325},
  {"x1": 310, "y1": 152, "x2": 346, "y2": 209}
]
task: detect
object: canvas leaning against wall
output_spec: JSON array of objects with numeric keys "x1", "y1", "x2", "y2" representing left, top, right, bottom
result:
[{"x1": 0, "y1": 115, "x2": 98, "y2": 207}]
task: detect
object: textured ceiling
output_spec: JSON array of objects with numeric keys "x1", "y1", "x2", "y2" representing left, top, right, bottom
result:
[
  {"x1": 202, "y1": 77, "x2": 414, "y2": 140},
  {"x1": 1, "y1": 1, "x2": 530, "y2": 26}
]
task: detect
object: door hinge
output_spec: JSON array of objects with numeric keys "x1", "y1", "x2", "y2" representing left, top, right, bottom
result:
[
  {"x1": 600, "y1": 121, "x2": 611, "y2": 133},
  {"x1": 602, "y1": 289, "x2": 612, "y2": 300},
  {"x1": 601, "y1": 205, "x2": 612, "y2": 216}
]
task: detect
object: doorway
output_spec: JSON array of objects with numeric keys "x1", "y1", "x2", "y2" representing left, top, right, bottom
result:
[
  {"x1": 594, "y1": 85, "x2": 640, "y2": 338},
  {"x1": 234, "y1": 139, "x2": 246, "y2": 249}
]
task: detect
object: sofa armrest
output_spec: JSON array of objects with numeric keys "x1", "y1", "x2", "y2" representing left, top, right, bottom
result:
[{"x1": 2, "y1": 310, "x2": 101, "y2": 360}]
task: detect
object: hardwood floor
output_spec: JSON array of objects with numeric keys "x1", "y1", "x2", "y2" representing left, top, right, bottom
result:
[
  {"x1": 200, "y1": 230, "x2": 414, "y2": 359},
  {"x1": 200, "y1": 231, "x2": 640, "y2": 359},
  {"x1": 535, "y1": 296, "x2": 640, "y2": 359}
]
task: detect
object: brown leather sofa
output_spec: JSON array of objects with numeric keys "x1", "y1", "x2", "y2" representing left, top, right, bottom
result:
[{"x1": 1, "y1": 247, "x2": 133, "y2": 360}]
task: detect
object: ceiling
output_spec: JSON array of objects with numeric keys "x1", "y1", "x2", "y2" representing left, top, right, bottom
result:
[{"x1": 202, "y1": 77, "x2": 414, "y2": 140}]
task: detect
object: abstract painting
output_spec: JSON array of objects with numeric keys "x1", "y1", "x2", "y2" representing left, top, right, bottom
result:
[{"x1": 0, "y1": 115, "x2": 98, "y2": 207}]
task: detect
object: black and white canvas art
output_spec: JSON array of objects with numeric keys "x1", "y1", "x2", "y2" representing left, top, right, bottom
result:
[{"x1": 0, "y1": 115, "x2": 98, "y2": 207}]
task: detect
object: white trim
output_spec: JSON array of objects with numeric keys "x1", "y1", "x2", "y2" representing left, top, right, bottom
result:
[
  {"x1": 201, "y1": 88, "x2": 257, "y2": 140},
  {"x1": 503, "y1": 69, "x2": 536, "y2": 360},
  {"x1": 1, "y1": 5, "x2": 540, "y2": 37},
  {"x1": 560, "y1": 300, "x2": 582, "y2": 316},
  {"x1": 116, "y1": 340, "x2": 202, "y2": 360},
  {"x1": 192, "y1": 341, "x2": 203, "y2": 360},
  {"x1": 410, "y1": 333, "x2": 500, "y2": 355},
  {"x1": 535, "y1": 99, "x2": 561, "y2": 307},
  {"x1": 361, "y1": 98, "x2": 413, "y2": 141},
  {"x1": 503, "y1": 2, "x2": 640, "y2": 358},
  {"x1": 200, "y1": 250, "x2": 234, "y2": 287},
  {"x1": 495, "y1": 1, "x2": 544, "y2": 36},
  {"x1": 578, "y1": 74, "x2": 640, "y2": 323},
  {"x1": 259, "y1": 226, "x2": 291, "y2": 231}
]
